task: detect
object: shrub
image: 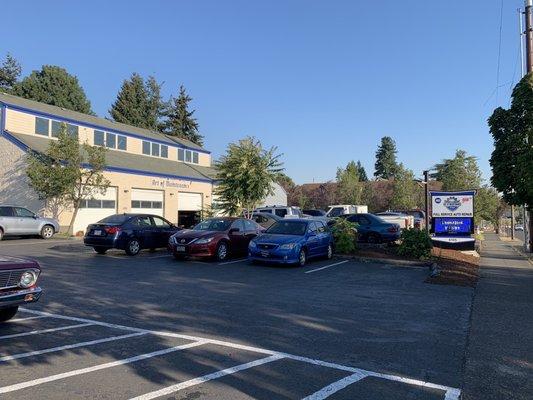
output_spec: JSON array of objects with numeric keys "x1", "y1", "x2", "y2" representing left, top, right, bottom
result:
[
  {"x1": 330, "y1": 218, "x2": 358, "y2": 254},
  {"x1": 397, "y1": 229, "x2": 433, "y2": 259}
]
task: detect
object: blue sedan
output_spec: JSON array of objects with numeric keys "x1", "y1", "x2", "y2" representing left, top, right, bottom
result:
[{"x1": 248, "y1": 219, "x2": 334, "y2": 266}]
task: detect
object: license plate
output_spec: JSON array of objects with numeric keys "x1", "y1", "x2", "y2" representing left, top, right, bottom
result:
[
  {"x1": 261, "y1": 251, "x2": 269, "y2": 257},
  {"x1": 176, "y1": 246, "x2": 186, "y2": 252},
  {"x1": 93, "y1": 230, "x2": 102, "y2": 236}
]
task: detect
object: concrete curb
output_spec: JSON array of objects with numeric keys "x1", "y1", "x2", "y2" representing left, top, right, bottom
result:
[{"x1": 336, "y1": 254, "x2": 431, "y2": 268}]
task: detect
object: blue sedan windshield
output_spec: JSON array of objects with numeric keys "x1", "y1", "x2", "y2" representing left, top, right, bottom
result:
[{"x1": 266, "y1": 221, "x2": 307, "y2": 235}]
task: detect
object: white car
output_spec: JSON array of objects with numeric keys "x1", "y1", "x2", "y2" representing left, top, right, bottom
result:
[
  {"x1": 326, "y1": 205, "x2": 368, "y2": 218},
  {"x1": 254, "y1": 206, "x2": 303, "y2": 219},
  {"x1": 375, "y1": 211, "x2": 414, "y2": 230}
]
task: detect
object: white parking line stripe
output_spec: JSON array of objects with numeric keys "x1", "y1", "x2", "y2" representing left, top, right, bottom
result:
[
  {"x1": 302, "y1": 372, "x2": 368, "y2": 399},
  {"x1": 8, "y1": 315, "x2": 48, "y2": 323},
  {"x1": 0, "y1": 332, "x2": 146, "y2": 363},
  {"x1": 218, "y1": 259, "x2": 247, "y2": 265},
  {"x1": 304, "y1": 260, "x2": 349, "y2": 274},
  {"x1": 0, "y1": 341, "x2": 206, "y2": 394},
  {"x1": 129, "y1": 354, "x2": 285, "y2": 400},
  {"x1": 19, "y1": 308, "x2": 461, "y2": 397},
  {"x1": 0, "y1": 323, "x2": 93, "y2": 340}
]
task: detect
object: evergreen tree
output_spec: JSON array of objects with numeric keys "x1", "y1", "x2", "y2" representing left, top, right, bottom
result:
[
  {"x1": 356, "y1": 161, "x2": 368, "y2": 181},
  {"x1": 109, "y1": 73, "x2": 150, "y2": 128},
  {"x1": 0, "y1": 53, "x2": 21, "y2": 92},
  {"x1": 12, "y1": 65, "x2": 93, "y2": 114},
  {"x1": 163, "y1": 85, "x2": 204, "y2": 145},
  {"x1": 374, "y1": 136, "x2": 399, "y2": 179},
  {"x1": 145, "y1": 76, "x2": 165, "y2": 131},
  {"x1": 336, "y1": 161, "x2": 362, "y2": 204},
  {"x1": 434, "y1": 149, "x2": 481, "y2": 191}
]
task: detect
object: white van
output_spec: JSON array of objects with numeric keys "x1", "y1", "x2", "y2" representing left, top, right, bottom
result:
[
  {"x1": 254, "y1": 206, "x2": 303, "y2": 219},
  {"x1": 326, "y1": 205, "x2": 368, "y2": 218}
]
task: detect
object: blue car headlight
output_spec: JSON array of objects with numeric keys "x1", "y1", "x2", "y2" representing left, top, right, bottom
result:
[
  {"x1": 280, "y1": 243, "x2": 297, "y2": 250},
  {"x1": 249, "y1": 241, "x2": 257, "y2": 249},
  {"x1": 169, "y1": 236, "x2": 177, "y2": 245}
]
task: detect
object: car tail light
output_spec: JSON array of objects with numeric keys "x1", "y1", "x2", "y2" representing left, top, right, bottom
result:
[
  {"x1": 105, "y1": 226, "x2": 121, "y2": 235},
  {"x1": 387, "y1": 226, "x2": 398, "y2": 233}
]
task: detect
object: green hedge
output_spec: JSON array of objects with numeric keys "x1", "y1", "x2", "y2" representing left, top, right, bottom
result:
[
  {"x1": 330, "y1": 218, "x2": 358, "y2": 254},
  {"x1": 397, "y1": 229, "x2": 433, "y2": 259}
]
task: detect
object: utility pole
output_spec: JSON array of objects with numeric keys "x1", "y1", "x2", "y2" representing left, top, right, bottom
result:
[
  {"x1": 424, "y1": 170, "x2": 429, "y2": 233},
  {"x1": 525, "y1": 1, "x2": 533, "y2": 252}
]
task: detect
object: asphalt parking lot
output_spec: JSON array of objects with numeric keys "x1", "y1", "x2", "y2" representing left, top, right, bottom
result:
[{"x1": 0, "y1": 237, "x2": 473, "y2": 399}]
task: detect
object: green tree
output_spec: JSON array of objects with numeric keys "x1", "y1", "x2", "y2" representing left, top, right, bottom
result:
[
  {"x1": 475, "y1": 186, "x2": 502, "y2": 227},
  {"x1": 0, "y1": 53, "x2": 21, "y2": 92},
  {"x1": 162, "y1": 85, "x2": 203, "y2": 145},
  {"x1": 374, "y1": 136, "x2": 399, "y2": 179},
  {"x1": 110, "y1": 73, "x2": 151, "y2": 129},
  {"x1": 145, "y1": 76, "x2": 165, "y2": 131},
  {"x1": 356, "y1": 161, "x2": 368, "y2": 181},
  {"x1": 433, "y1": 149, "x2": 482, "y2": 191},
  {"x1": 389, "y1": 163, "x2": 417, "y2": 210},
  {"x1": 214, "y1": 137, "x2": 283, "y2": 216},
  {"x1": 488, "y1": 73, "x2": 533, "y2": 209},
  {"x1": 336, "y1": 161, "x2": 362, "y2": 204},
  {"x1": 26, "y1": 124, "x2": 110, "y2": 235},
  {"x1": 12, "y1": 65, "x2": 93, "y2": 114}
]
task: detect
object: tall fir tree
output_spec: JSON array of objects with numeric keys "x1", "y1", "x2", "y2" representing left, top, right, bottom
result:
[
  {"x1": 12, "y1": 65, "x2": 93, "y2": 114},
  {"x1": 0, "y1": 53, "x2": 21, "y2": 92},
  {"x1": 356, "y1": 160, "x2": 368, "y2": 181},
  {"x1": 109, "y1": 73, "x2": 150, "y2": 128},
  {"x1": 374, "y1": 136, "x2": 399, "y2": 179},
  {"x1": 162, "y1": 85, "x2": 204, "y2": 145},
  {"x1": 433, "y1": 149, "x2": 482, "y2": 191},
  {"x1": 145, "y1": 76, "x2": 165, "y2": 131}
]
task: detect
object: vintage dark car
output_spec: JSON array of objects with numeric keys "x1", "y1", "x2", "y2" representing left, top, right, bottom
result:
[
  {"x1": 169, "y1": 217, "x2": 264, "y2": 261},
  {"x1": 0, "y1": 255, "x2": 42, "y2": 322},
  {"x1": 84, "y1": 213, "x2": 181, "y2": 256}
]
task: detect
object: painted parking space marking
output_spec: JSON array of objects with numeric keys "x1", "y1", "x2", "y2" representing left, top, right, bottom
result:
[
  {"x1": 305, "y1": 260, "x2": 349, "y2": 274},
  {"x1": 0, "y1": 331, "x2": 146, "y2": 363},
  {"x1": 302, "y1": 371, "x2": 367, "y2": 400},
  {"x1": 129, "y1": 354, "x2": 285, "y2": 400},
  {"x1": 218, "y1": 258, "x2": 248, "y2": 265},
  {"x1": 0, "y1": 322, "x2": 92, "y2": 340},
  {"x1": 0, "y1": 341, "x2": 207, "y2": 394},
  {"x1": 7, "y1": 315, "x2": 48, "y2": 323},
  {"x1": 11, "y1": 308, "x2": 461, "y2": 399}
]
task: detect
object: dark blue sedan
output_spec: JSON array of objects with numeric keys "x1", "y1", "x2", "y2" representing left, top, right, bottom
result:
[
  {"x1": 248, "y1": 219, "x2": 333, "y2": 266},
  {"x1": 84, "y1": 214, "x2": 180, "y2": 256},
  {"x1": 338, "y1": 213, "x2": 400, "y2": 243}
]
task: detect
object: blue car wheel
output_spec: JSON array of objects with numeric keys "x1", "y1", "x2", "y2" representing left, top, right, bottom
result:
[{"x1": 298, "y1": 249, "x2": 306, "y2": 266}]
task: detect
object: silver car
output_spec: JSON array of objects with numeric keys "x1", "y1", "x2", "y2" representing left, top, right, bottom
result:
[{"x1": 0, "y1": 205, "x2": 60, "y2": 240}]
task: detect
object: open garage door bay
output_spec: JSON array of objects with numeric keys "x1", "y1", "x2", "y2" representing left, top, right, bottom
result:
[{"x1": 178, "y1": 192, "x2": 202, "y2": 228}]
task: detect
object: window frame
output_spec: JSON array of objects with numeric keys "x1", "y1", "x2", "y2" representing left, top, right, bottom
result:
[
  {"x1": 94, "y1": 130, "x2": 105, "y2": 146},
  {"x1": 142, "y1": 141, "x2": 151, "y2": 155},
  {"x1": 106, "y1": 132, "x2": 116, "y2": 149},
  {"x1": 35, "y1": 117, "x2": 50, "y2": 136}
]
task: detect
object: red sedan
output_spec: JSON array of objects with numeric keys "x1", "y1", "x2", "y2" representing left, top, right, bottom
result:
[
  {"x1": 0, "y1": 256, "x2": 43, "y2": 322},
  {"x1": 168, "y1": 217, "x2": 264, "y2": 261}
]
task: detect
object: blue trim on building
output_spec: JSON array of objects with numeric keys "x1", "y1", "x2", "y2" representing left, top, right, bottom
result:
[
  {"x1": 1, "y1": 130, "x2": 212, "y2": 183},
  {"x1": 0, "y1": 101, "x2": 210, "y2": 154},
  {"x1": 429, "y1": 191, "x2": 477, "y2": 196}
]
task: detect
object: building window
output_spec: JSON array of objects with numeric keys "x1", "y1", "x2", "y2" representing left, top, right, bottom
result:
[
  {"x1": 185, "y1": 150, "x2": 192, "y2": 163},
  {"x1": 35, "y1": 117, "x2": 49, "y2": 136},
  {"x1": 80, "y1": 199, "x2": 116, "y2": 209},
  {"x1": 151, "y1": 143, "x2": 160, "y2": 157},
  {"x1": 117, "y1": 135, "x2": 127, "y2": 150},
  {"x1": 67, "y1": 124, "x2": 78, "y2": 139},
  {"x1": 131, "y1": 200, "x2": 162, "y2": 209},
  {"x1": 51, "y1": 120, "x2": 63, "y2": 137},
  {"x1": 161, "y1": 145, "x2": 168, "y2": 158},
  {"x1": 106, "y1": 132, "x2": 116, "y2": 149},
  {"x1": 192, "y1": 151, "x2": 199, "y2": 164},
  {"x1": 142, "y1": 141, "x2": 151, "y2": 155},
  {"x1": 178, "y1": 148, "x2": 185, "y2": 161},
  {"x1": 94, "y1": 130, "x2": 105, "y2": 146}
]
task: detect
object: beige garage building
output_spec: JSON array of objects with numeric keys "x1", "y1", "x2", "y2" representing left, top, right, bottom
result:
[{"x1": 0, "y1": 92, "x2": 217, "y2": 233}]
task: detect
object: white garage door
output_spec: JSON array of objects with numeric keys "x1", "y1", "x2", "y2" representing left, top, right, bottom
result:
[
  {"x1": 178, "y1": 192, "x2": 202, "y2": 211},
  {"x1": 131, "y1": 189, "x2": 164, "y2": 217},
  {"x1": 74, "y1": 187, "x2": 118, "y2": 234}
]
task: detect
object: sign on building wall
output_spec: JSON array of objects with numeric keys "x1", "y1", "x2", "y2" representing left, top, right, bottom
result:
[{"x1": 431, "y1": 191, "x2": 475, "y2": 218}]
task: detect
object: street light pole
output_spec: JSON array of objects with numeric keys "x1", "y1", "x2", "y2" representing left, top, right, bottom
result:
[
  {"x1": 525, "y1": 1, "x2": 533, "y2": 252},
  {"x1": 424, "y1": 170, "x2": 429, "y2": 233}
]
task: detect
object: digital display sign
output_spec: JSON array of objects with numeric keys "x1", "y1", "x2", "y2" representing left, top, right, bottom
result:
[{"x1": 434, "y1": 217, "x2": 472, "y2": 235}]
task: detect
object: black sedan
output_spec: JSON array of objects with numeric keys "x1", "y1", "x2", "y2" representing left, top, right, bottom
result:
[
  {"x1": 337, "y1": 213, "x2": 400, "y2": 243},
  {"x1": 84, "y1": 214, "x2": 180, "y2": 256}
]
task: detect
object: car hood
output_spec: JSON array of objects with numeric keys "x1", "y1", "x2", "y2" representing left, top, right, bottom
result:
[
  {"x1": 171, "y1": 229, "x2": 221, "y2": 240},
  {"x1": 0, "y1": 255, "x2": 40, "y2": 270},
  {"x1": 252, "y1": 234, "x2": 303, "y2": 245}
]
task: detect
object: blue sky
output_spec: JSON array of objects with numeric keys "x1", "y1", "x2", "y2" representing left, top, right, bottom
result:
[{"x1": 0, "y1": 0, "x2": 524, "y2": 184}]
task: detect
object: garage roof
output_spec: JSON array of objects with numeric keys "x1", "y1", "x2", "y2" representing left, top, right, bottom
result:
[{"x1": 5, "y1": 130, "x2": 218, "y2": 183}]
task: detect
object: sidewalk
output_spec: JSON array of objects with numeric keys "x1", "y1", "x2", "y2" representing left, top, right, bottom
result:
[{"x1": 462, "y1": 234, "x2": 533, "y2": 400}]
